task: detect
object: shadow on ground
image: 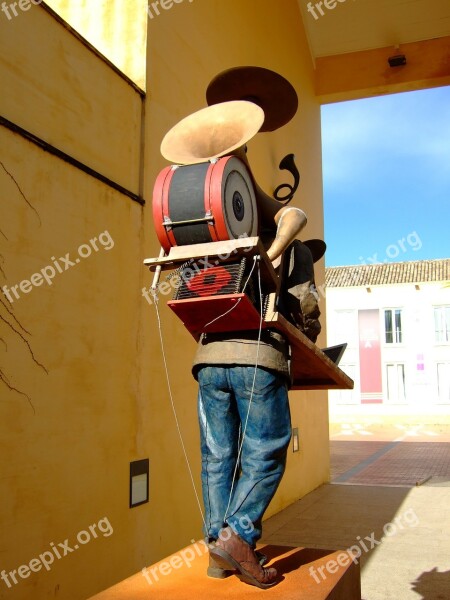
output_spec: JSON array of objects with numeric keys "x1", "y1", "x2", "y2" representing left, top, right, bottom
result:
[{"x1": 410, "y1": 567, "x2": 450, "y2": 600}]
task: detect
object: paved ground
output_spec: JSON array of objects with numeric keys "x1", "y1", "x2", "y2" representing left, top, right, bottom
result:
[
  {"x1": 261, "y1": 484, "x2": 450, "y2": 600},
  {"x1": 329, "y1": 422, "x2": 450, "y2": 487},
  {"x1": 260, "y1": 423, "x2": 450, "y2": 599},
  {"x1": 330, "y1": 441, "x2": 450, "y2": 486}
]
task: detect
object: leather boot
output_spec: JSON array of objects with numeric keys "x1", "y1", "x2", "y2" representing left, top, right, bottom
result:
[
  {"x1": 207, "y1": 550, "x2": 268, "y2": 579},
  {"x1": 209, "y1": 527, "x2": 277, "y2": 589}
]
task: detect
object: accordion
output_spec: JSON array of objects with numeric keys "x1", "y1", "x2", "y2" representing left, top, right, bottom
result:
[{"x1": 167, "y1": 257, "x2": 270, "y2": 338}]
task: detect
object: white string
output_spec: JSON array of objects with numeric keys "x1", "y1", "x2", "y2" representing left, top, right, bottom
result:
[
  {"x1": 202, "y1": 297, "x2": 244, "y2": 330},
  {"x1": 201, "y1": 257, "x2": 258, "y2": 330},
  {"x1": 152, "y1": 256, "x2": 265, "y2": 533},
  {"x1": 223, "y1": 257, "x2": 264, "y2": 523},
  {"x1": 152, "y1": 291, "x2": 208, "y2": 532}
]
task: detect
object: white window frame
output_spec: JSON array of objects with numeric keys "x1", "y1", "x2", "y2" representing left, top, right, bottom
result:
[
  {"x1": 434, "y1": 306, "x2": 450, "y2": 344},
  {"x1": 386, "y1": 362, "x2": 407, "y2": 404},
  {"x1": 384, "y1": 308, "x2": 403, "y2": 345}
]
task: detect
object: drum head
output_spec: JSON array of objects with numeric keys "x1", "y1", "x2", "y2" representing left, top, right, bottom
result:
[{"x1": 208, "y1": 156, "x2": 258, "y2": 240}]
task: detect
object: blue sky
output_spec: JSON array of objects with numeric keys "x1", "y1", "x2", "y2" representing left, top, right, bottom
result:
[{"x1": 321, "y1": 85, "x2": 450, "y2": 267}]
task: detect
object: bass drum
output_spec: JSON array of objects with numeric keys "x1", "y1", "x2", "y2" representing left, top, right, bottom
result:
[{"x1": 152, "y1": 156, "x2": 259, "y2": 253}]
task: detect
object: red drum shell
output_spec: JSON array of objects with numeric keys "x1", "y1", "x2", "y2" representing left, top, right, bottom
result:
[{"x1": 152, "y1": 156, "x2": 258, "y2": 253}]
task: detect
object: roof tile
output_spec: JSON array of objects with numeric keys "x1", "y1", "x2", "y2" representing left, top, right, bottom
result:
[{"x1": 325, "y1": 259, "x2": 450, "y2": 287}]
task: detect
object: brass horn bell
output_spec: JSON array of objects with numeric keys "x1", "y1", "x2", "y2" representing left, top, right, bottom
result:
[
  {"x1": 160, "y1": 100, "x2": 263, "y2": 165},
  {"x1": 160, "y1": 101, "x2": 285, "y2": 231}
]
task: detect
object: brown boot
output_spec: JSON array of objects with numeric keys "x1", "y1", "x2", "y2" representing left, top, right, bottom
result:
[
  {"x1": 209, "y1": 527, "x2": 277, "y2": 589},
  {"x1": 207, "y1": 554, "x2": 233, "y2": 579},
  {"x1": 207, "y1": 549, "x2": 268, "y2": 579}
]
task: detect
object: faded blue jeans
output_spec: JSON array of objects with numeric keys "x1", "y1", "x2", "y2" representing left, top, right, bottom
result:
[{"x1": 197, "y1": 365, "x2": 291, "y2": 547}]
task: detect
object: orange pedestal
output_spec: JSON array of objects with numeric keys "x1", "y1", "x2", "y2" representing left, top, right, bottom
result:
[{"x1": 89, "y1": 543, "x2": 361, "y2": 599}]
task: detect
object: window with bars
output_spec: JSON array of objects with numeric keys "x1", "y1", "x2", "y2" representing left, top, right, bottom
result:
[
  {"x1": 434, "y1": 306, "x2": 450, "y2": 343},
  {"x1": 384, "y1": 308, "x2": 402, "y2": 344}
]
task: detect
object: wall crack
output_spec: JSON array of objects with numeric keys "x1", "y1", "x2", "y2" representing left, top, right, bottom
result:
[{"x1": 0, "y1": 160, "x2": 41, "y2": 225}]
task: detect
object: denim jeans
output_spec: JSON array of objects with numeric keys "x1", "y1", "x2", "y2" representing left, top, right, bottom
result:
[{"x1": 197, "y1": 365, "x2": 291, "y2": 547}]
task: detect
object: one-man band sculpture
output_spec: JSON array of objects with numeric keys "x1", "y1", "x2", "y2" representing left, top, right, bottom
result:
[{"x1": 145, "y1": 67, "x2": 353, "y2": 590}]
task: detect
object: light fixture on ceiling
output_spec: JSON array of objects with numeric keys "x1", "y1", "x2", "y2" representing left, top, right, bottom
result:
[{"x1": 388, "y1": 46, "x2": 407, "y2": 68}]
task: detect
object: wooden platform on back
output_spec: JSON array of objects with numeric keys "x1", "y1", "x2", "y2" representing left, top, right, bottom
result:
[{"x1": 144, "y1": 238, "x2": 353, "y2": 391}]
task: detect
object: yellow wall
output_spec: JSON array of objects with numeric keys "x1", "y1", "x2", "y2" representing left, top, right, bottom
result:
[
  {"x1": 0, "y1": 1, "x2": 328, "y2": 599},
  {"x1": 0, "y1": 5, "x2": 143, "y2": 193},
  {"x1": 0, "y1": 6, "x2": 147, "y2": 599},
  {"x1": 45, "y1": 0, "x2": 148, "y2": 90}
]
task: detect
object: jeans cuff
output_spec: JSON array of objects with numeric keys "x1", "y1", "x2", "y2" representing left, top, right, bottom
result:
[{"x1": 226, "y1": 518, "x2": 256, "y2": 548}]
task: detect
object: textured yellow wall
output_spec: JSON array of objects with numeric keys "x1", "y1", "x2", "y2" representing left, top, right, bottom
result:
[
  {"x1": 45, "y1": 0, "x2": 148, "y2": 89},
  {"x1": 0, "y1": 5, "x2": 143, "y2": 193},
  {"x1": 0, "y1": 1, "x2": 329, "y2": 599},
  {"x1": 0, "y1": 128, "x2": 145, "y2": 599},
  {"x1": 1, "y1": 6, "x2": 146, "y2": 600}
]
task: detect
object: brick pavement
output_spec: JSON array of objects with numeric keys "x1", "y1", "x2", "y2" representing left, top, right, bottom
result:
[{"x1": 331, "y1": 441, "x2": 450, "y2": 486}]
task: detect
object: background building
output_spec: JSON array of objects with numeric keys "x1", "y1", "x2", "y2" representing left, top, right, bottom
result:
[{"x1": 326, "y1": 259, "x2": 450, "y2": 425}]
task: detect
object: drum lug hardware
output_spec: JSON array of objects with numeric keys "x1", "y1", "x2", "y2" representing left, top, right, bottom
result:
[
  {"x1": 162, "y1": 214, "x2": 216, "y2": 229},
  {"x1": 163, "y1": 216, "x2": 172, "y2": 231}
]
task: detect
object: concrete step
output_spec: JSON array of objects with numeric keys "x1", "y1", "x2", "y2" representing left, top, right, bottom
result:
[{"x1": 89, "y1": 542, "x2": 361, "y2": 599}]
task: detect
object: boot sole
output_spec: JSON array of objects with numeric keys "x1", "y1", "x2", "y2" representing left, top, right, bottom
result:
[{"x1": 209, "y1": 547, "x2": 277, "y2": 589}]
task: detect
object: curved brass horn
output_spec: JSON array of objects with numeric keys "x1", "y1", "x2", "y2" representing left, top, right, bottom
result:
[
  {"x1": 266, "y1": 207, "x2": 307, "y2": 261},
  {"x1": 160, "y1": 101, "x2": 264, "y2": 165}
]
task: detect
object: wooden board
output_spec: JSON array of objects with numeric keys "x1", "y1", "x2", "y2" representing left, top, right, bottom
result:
[
  {"x1": 264, "y1": 312, "x2": 353, "y2": 390},
  {"x1": 166, "y1": 298, "x2": 353, "y2": 390},
  {"x1": 145, "y1": 238, "x2": 353, "y2": 390},
  {"x1": 144, "y1": 237, "x2": 279, "y2": 291},
  {"x1": 168, "y1": 294, "x2": 263, "y2": 339}
]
